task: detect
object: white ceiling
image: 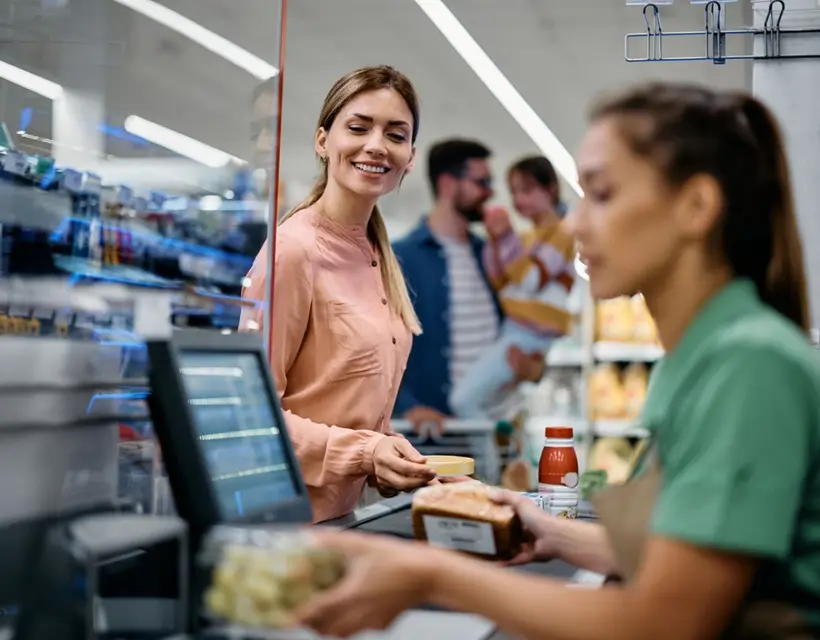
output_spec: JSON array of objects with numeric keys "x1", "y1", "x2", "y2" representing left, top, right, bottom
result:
[{"x1": 0, "y1": 0, "x2": 753, "y2": 232}]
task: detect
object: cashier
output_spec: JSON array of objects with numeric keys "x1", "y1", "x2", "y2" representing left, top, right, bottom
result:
[
  {"x1": 293, "y1": 83, "x2": 820, "y2": 638},
  {"x1": 240, "y1": 66, "x2": 436, "y2": 522}
]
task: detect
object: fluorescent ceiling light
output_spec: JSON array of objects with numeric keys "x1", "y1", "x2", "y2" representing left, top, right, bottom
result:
[
  {"x1": 414, "y1": 0, "x2": 581, "y2": 196},
  {"x1": 111, "y1": 0, "x2": 277, "y2": 80},
  {"x1": 124, "y1": 115, "x2": 238, "y2": 168},
  {"x1": 0, "y1": 60, "x2": 63, "y2": 100}
]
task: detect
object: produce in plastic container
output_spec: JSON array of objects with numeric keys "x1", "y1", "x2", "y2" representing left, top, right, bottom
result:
[{"x1": 200, "y1": 526, "x2": 346, "y2": 630}]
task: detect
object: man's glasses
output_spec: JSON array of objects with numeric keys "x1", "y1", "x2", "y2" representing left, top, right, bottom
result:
[{"x1": 463, "y1": 175, "x2": 493, "y2": 190}]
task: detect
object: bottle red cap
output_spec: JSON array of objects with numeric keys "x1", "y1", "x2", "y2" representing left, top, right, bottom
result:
[{"x1": 545, "y1": 426, "x2": 574, "y2": 439}]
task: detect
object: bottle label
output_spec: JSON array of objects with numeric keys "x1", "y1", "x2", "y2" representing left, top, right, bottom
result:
[{"x1": 538, "y1": 471, "x2": 579, "y2": 493}]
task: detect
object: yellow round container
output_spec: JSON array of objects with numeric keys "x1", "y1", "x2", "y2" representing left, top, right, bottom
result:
[{"x1": 425, "y1": 455, "x2": 475, "y2": 477}]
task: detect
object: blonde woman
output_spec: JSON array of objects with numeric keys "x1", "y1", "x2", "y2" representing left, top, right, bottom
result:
[{"x1": 240, "y1": 66, "x2": 436, "y2": 523}]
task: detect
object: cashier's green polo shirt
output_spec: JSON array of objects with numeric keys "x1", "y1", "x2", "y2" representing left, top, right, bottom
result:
[{"x1": 641, "y1": 279, "x2": 820, "y2": 619}]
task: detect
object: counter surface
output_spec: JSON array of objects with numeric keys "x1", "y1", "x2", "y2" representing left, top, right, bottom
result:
[{"x1": 341, "y1": 495, "x2": 599, "y2": 640}]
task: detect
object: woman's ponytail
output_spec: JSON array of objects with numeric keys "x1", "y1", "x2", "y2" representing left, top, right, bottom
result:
[
  {"x1": 738, "y1": 97, "x2": 809, "y2": 332},
  {"x1": 368, "y1": 205, "x2": 422, "y2": 335}
]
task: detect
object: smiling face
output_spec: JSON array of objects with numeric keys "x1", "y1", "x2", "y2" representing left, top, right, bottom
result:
[
  {"x1": 565, "y1": 117, "x2": 707, "y2": 300},
  {"x1": 315, "y1": 88, "x2": 416, "y2": 200}
]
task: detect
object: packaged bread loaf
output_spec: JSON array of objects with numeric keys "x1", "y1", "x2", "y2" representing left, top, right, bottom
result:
[{"x1": 412, "y1": 482, "x2": 524, "y2": 561}]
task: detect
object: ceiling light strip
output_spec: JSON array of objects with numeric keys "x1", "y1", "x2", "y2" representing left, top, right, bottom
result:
[
  {"x1": 0, "y1": 60, "x2": 63, "y2": 100},
  {"x1": 414, "y1": 0, "x2": 581, "y2": 196},
  {"x1": 111, "y1": 0, "x2": 277, "y2": 80},
  {"x1": 123, "y1": 115, "x2": 239, "y2": 168}
]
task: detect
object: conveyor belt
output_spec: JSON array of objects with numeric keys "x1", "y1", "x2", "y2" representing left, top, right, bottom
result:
[{"x1": 355, "y1": 506, "x2": 414, "y2": 538}]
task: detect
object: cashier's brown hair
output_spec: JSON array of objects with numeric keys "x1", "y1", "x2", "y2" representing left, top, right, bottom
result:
[
  {"x1": 591, "y1": 83, "x2": 809, "y2": 332},
  {"x1": 280, "y1": 66, "x2": 421, "y2": 335}
]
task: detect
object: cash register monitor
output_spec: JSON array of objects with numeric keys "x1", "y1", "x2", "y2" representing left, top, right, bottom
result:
[{"x1": 147, "y1": 331, "x2": 312, "y2": 531}]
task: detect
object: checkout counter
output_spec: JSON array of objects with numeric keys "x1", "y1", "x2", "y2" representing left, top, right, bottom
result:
[
  {"x1": 145, "y1": 330, "x2": 600, "y2": 640},
  {"x1": 1, "y1": 329, "x2": 596, "y2": 640}
]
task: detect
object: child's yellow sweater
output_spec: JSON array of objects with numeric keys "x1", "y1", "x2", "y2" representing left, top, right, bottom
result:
[{"x1": 483, "y1": 221, "x2": 576, "y2": 335}]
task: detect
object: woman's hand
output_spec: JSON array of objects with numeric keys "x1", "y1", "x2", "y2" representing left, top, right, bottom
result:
[
  {"x1": 490, "y1": 490, "x2": 559, "y2": 565},
  {"x1": 372, "y1": 436, "x2": 436, "y2": 491},
  {"x1": 295, "y1": 531, "x2": 436, "y2": 637}
]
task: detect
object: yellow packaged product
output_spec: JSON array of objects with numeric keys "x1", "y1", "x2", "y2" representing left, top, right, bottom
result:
[
  {"x1": 596, "y1": 297, "x2": 634, "y2": 343},
  {"x1": 631, "y1": 295, "x2": 659, "y2": 344},
  {"x1": 588, "y1": 363, "x2": 626, "y2": 419},
  {"x1": 622, "y1": 363, "x2": 649, "y2": 419},
  {"x1": 589, "y1": 437, "x2": 635, "y2": 485}
]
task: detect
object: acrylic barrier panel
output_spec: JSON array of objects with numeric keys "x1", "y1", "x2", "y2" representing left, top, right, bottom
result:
[{"x1": 0, "y1": 0, "x2": 285, "y2": 515}]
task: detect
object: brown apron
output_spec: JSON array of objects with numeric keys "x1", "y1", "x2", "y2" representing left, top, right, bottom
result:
[{"x1": 590, "y1": 450, "x2": 814, "y2": 639}]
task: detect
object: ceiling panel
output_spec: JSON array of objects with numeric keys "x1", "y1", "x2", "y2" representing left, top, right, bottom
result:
[{"x1": 0, "y1": 0, "x2": 753, "y2": 224}]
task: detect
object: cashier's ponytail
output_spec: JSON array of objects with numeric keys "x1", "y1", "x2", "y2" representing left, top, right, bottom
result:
[
  {"x1": 279, "y1": 66, "x2": 422, "y2": 335},
  {"x1": 737, "y1": 96, "x2": 809, "y2": 332},
  {"x1": 591, "y1": 83, "x2": 809, "y2": 332}
]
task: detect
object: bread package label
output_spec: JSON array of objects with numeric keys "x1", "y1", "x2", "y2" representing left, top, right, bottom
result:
[
  {"x1": 422, "y1": 515, "x2": 498, "y2": 555},
  {"x1": 411, "y1": 482, "x2": 524, "y2": 560}
]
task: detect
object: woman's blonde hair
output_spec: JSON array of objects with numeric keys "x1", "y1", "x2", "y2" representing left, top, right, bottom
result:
[{"x1": 279, "y1": 66, "x2": 422, "y2": 335}]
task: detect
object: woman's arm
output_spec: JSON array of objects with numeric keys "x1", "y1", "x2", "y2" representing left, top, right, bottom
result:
[
  {"x1": 543, "y1": 517, "x2": 620, "y2": 576},
  {"x1": 250, "y1": 239, "x2": 386, "y2": 488},
  {"x1": 298, "y1": 531, "x2": 754, "y2": 640},
  {"x1": 427, "y1": 537, "x2": 755, "y2": 640}
]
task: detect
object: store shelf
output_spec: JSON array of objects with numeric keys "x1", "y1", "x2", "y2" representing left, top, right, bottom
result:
[
  {"x1": 592, "y1": 419, "x2": 649, "y2": 438},
  {"x1": 525, "y1": 416, "x2": 589, "y2": 435},
  {"x1": 592, "y1": 341, "x2": 664, "y2": 363},
  {"x1": 546, "y1": 344, "x2": 587, "y2": 366}
]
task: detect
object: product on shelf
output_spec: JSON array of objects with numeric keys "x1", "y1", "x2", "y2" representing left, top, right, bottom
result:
[
  {"x1": 202, "y1": 527, "x2": 346, "y2": 629},
  {"x1": 588, "y1": 363, "x2": 628, "y2": 419},
  {"x1": 595, "y1": 295, "x2": 660, "y2": 345},
  {"x1": 527, "y1": 369, "x2": 583, "y2": 419},
  {"x1": 631, "y1": 295, "x2": 659, "y2": 344},
  {"x1": 411, "y1": 481, "x2": 524, "y2": 560},
  {"x1": 589, "y1": 437, "x2": 635, "y2": 485},
  {"x1": 622, "y1": 363, "x2": 649, "y2": 419},
  {"x1": 595, "y1": 297, "x2": 634, "y2": 342}
]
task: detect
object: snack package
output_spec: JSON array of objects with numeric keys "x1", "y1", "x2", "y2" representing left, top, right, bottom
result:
[
  {"x1": 588, "y1": 363, "x2": 626, "y2": 419},
  {"x1": 412, "y1": 481, "x2": 524, "y2": 561},
  {"x1": 201, "y1": 526, "x2": 346, "y2": 630},
  {"x1": 596, "y1": 297, "x2": 634, "y2": 343},
  {"x1": 631, "y1": 295, "x2": 659, "y2": 344},
  {"x1": 622, "y1": 363, "x2": 649, "y2": 419},
  {"x1": 589, "y1": 437, "x2": 635, "y2": 485}
]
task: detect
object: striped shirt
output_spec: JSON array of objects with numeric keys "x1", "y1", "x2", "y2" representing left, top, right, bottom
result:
[{"x1": 437, "y1": 236, "x2": 499, "y2": 387}]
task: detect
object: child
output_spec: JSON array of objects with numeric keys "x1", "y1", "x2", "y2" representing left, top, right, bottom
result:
[{"x1": 449, "y1": 156, "x2": 575, "y2": 419}]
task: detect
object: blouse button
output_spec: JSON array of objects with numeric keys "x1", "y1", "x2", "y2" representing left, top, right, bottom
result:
[
  {"x1": 392, "y1": 337, "x2": 397, "y2": 345},
  {"x1": 371, "y1": 260, "x2": 378, "y2": 267}
]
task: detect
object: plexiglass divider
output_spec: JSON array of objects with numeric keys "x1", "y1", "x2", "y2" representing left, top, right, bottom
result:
[{"x1": 0, "y1": 0, "x2": 286, "y2": 517}]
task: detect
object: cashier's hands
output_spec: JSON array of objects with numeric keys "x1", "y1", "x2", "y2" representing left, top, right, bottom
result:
[
  {"x1": 372, "y1": 436, "x2": 437, "y2": 492},
  {"x1": 295, "y1": 531, "x2": 433, "y2": 637},
  {"x1": 490, "y1": 490, "x2": 558, "y2": 566}
]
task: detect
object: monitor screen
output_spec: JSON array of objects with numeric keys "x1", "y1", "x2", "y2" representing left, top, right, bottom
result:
[{"x1": 176, "y1": 350, "x2": 298, "y2": 520}]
